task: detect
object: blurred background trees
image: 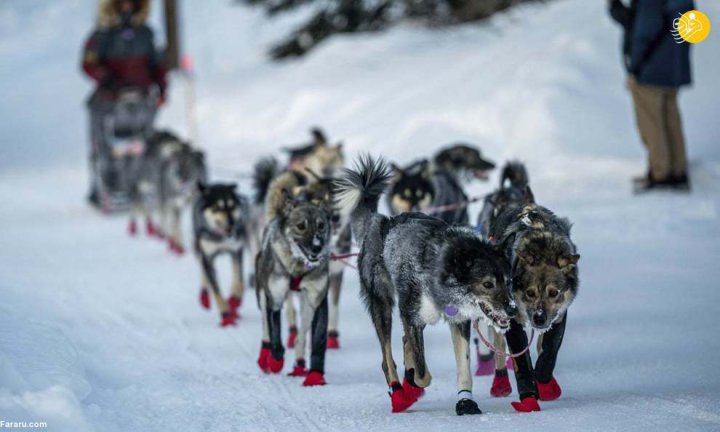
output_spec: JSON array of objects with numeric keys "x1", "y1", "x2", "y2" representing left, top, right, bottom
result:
[{"x1": 238, "y1": 0, "x2": 546, "y2": 59}]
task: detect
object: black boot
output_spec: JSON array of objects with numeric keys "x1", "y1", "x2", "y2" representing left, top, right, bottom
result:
[
  {"x1": 668, "y1": 174, "x2": 691, "y2": 192},
  {"x1": 633, "y1": 175, "x2": 673, "y2": 194}
]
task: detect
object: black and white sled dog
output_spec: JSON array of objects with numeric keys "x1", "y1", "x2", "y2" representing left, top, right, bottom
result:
[
  {"x1": 254, "y1": 189, "x2": 332, "y2": 387},
  {"x1": 488, "y1": 195, "x2": 580, "y2": 412},
  {"x1": 387, "y1": 144, "x2": 495, "y2": 225},
  {"x1": 129, "y1": 130, "x2": 206, "y2": 255},
  {"x1": 192, "y1": 182, "x2": 250, "y2": 327},
  {"x1": 335, "y1": 155, "x2": 517, "y2": 415}
]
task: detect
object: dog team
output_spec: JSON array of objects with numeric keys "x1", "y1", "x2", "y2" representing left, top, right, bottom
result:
[{"x1": 125, "y1": 127, "x2": 580, "y2": 416}]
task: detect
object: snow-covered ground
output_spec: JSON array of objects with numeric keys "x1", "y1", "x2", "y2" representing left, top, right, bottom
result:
[{"x1": 1, "y1": 0, "x2": 720, "y2": 431}]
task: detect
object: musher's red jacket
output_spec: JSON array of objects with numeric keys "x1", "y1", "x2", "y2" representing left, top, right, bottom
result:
[{"x1": 81, "y1": 0, "x2": 166, "y2": 101}]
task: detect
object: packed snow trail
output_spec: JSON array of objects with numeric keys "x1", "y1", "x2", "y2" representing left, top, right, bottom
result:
[{"x1": 1, "y1": 0, "x2": 720, "y2": 431}]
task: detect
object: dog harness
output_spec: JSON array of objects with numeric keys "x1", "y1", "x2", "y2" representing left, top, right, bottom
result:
[{"x1": 290, "y1": 276, "x2": 302, "y2": 292}]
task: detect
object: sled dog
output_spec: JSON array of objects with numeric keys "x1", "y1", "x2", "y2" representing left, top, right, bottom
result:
[
  {"x1": 192, "y1": 182, "x2": 250, "y2": 326},
  {"x1": 336, "y1": 155, "x2": 516, "y2": 415}
]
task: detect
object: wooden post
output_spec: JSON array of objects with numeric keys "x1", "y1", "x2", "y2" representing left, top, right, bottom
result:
[{"x1": 164, "y1": 0, "x2": 180, "y2": 70}]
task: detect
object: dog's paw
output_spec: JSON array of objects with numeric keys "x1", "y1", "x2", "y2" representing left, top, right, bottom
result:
[
  {"x1": 402, "y1": 377, "x2": 425, "y2": 401},
  {"x1": 511, "y1": 396, "x2": 541, "y2": 413},
  {"x1": 474, "y1": 356, "x2": 494, "y2": 376},
  {"x1": 219, "y1": 311, "x2": 237, "y2": 327},
  {"x1": 286, "y1": 326, "x2": 298, "y2": 349},
  {"x1": 267, "y1": 355, "x2": 284, "y2": 374},
  {"x1": 490, "y1": 370, "x2": 512, "y2": 397},
  {"x1": 228, "y1": 295, "x2": 242, "y2": 313},
  {"x1": 538, "y1": 376, "x2": 562, "y2": 401},
  {"x1": 455, "y1": 398, "x2": 482, "y2": 416},
  {"x1": 145, "y1": 220, "x2": 156, "y2": 237},
  {"x1": 257, "y1": 343, "x2": 271, "y2": 373},
  {"x1": 168, "y1": 239, "x2": 185, "y2": 255},
  {"x1": 389, "y1": 382, "x2": 417, "y2": 413},
  {"x1": 288, "y1": 359, "x2": 308, "y2": 377},
  {"x1": 303, "y1": 370, "x2": 326, "y2": 386},
  {"x1": 327, "y1": 330, "x2": 340, "y2": 349},
  {"x1": 199, "y1": 289, "x2": 210, "y2": 310},
  {"x1": 128, "y1": 220, "x2": 138, "y2": 236}
]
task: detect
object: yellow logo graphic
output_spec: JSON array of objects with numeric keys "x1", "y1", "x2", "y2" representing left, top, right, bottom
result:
[{"x1": 672, "y1": 10, "x2": 711, "y2": 44}]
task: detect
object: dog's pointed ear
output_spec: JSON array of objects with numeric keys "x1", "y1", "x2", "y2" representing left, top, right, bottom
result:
[
  {"x1": 196, "y1": 180, "x2": 207, "y2": 195},
  {"x1": 523, "y1": 186, "x2": 535, "y2": 203},
  {"x1": 335, "y1": 141, "x2": 343, "y2": 151},
  {"x1": 391, "y1": 163, "x2": 403, "y2": 180},
  {"x1": 419, "y1": 160, "x2": 432, "y2": 180},
  {"x1": 281, "y1": 188, "x2": 296, "y2": 212},
  {"x1": 311, "y1": 127, "x2": 327, "y2": 145},
  {"x1": 557, "y1": 254, "x2": 580, "y2": 268}
]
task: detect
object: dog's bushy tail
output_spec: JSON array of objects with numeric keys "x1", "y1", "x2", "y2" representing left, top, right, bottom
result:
[
  {"x1": 500, "y1": 161, "x2": 529, "y2": 189},
  {"x1": 252, "y1": 157, "x2": 279, "y2": 205},
  {"x1": 311, "y1": 127, "x2": 327, "y2": 145},
  {"x1": 334, "y1": 155, "x2": 391, "y2": 242}
]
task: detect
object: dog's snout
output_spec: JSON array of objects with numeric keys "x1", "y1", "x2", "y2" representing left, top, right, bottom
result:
[
  {"x1": 532, "y1": 309, "x2": 547, "y2": 327},
  {"x1": 504, "y1": 299, "x2": 518, "y2": 318},
  {"x1": 310, "y1": 237, "x2": 324, "y2": 255}
]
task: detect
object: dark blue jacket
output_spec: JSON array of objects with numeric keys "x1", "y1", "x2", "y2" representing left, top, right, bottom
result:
[{"x1": 609, "y1": 0, "x2": 693, "y2": 88}]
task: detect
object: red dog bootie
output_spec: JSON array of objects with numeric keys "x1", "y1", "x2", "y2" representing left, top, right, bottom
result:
[
  {"x1": 402, "y1": 379, "x2": 424, "y2": 401},
  {"x1": 511, "y1": 396, "x2": 541, "y2": 413},
  {"x1": 475, "y1": 352, "x2": 494, "y2": 376},
  {"x1": 389, "y1": 382, "x2": 417, "y2": 413},
  {"x1": 257, "y1": 342, "x2": 271, "y2": 373},
  {"x1": 490, "y1": 369, "x2": 512, "y2": 397},
  {"x1": 288, "y1": 359, "x2": 308, "y2": 377},
  {"x1": 287, "y1": 326, "x2": 298, "y2": 348},
  {"x1": 199, "y1": 289, "x2": 210, "y2": 310},
  {"x1": 168, "y1": 239, "x2": 185, "y2": 255},
  {"x1": 128, "y1": 219, "x2": 138, "y2": 236},
  {"x1": 228, "y1": 295, "x2": 242, "y2": 314},
  {"x1": 145, "y1": 219, "x2": 156, "y2": 237},
  {"x1": 220, "y1": 311, "x2": 237, "y2": 327},
  {"x1": 327, "y1": 330, "x2": 340, "y2": 349},
  {"x1": 303, "y1": 370, "x2": 326, "y2": 386},
  {"x1": 538, "y1": 376, "x2": 562, "y2": 401},
  {"x1": 267, "y1": 354, "x2": 284, "y2": 374}
]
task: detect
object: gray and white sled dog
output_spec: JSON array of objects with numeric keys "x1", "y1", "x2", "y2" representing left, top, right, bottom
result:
[
  {"x1": 335, "y1": 155, "x2": 517, "y2": 416},
  {"x1": 128, "y1": 131, "x2": 184, "y2": 237},
  {"x1": 192, "y1": 182, "x2": 250, "y2": 327},
  {"x1": 128, "y1": 130, "x2": 206, "y2": 255},
  {"x1": 251, "y1": 132, "x2": 349, "y2": 350},
  {"x1": 249, "y1": 128, "x2": 344, "y2": 281},
  {"x1": 488, "y1": 199, "x2": 580, "y2": 412},
  {"x1": 254, "y1": 189, "x2": 332, "y2": 387},
  {"x1": 387, "y1": 144, "x2": 495, "y2": 225},
  {"x1": 278, "y1": 174, "x2": 352, "y2": 351},
  {"x1": 474, "y1": 161, "x2": 535, "y2": 392}
]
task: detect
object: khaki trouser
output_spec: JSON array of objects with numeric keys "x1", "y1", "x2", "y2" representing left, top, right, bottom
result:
[{"x1": 628, "y1": 76, "x2": 688, "y2": 180}]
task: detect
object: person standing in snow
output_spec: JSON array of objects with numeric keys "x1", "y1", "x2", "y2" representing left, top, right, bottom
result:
[
  {"x1": 609, "y1": 0, "x2": 693, "y2": 192},
  {"x1": 81, "y1": 0, "x2": 167, "y2": 205}
]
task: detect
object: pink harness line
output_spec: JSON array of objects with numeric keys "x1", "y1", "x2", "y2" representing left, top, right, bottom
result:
[{"x1": 473, "y1": 320, "x2": 534, "y2": 359}]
